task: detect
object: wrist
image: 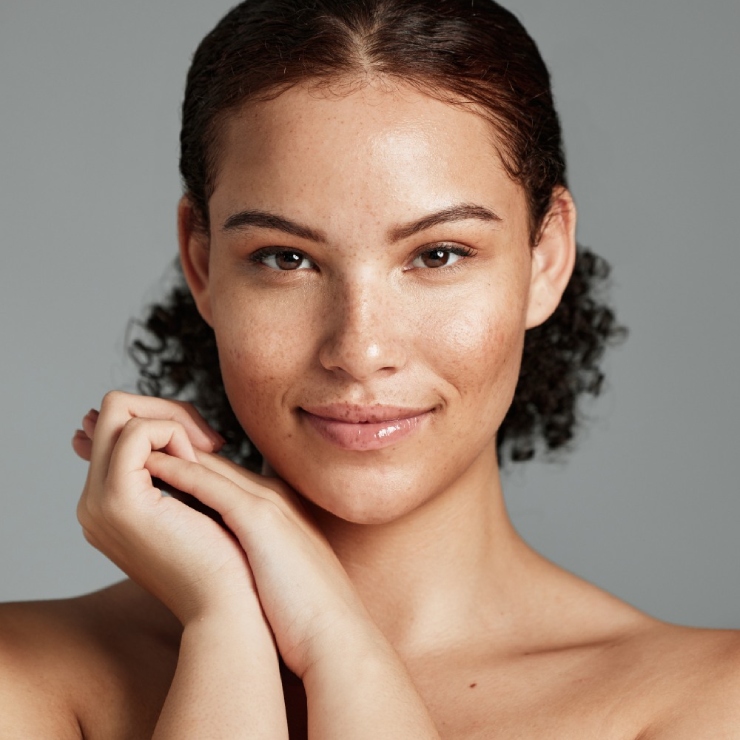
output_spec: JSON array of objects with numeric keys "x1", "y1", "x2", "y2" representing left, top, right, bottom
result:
[
  {"x1": 302, "y1": 616, "x2": 392, "y2": 684},
  {"x1": 301, "y1": 620, "x2": 440, "y2": 739},
  {"x1": 183, "y1": 596, "x2": 275, "y2": 646}
]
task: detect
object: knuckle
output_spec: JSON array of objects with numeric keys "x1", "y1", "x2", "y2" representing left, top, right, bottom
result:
[
  {"x1": 122, "y1": 416, "x2": 147, "y2": 435},
  {"x1": 100, "y1": 390, "x2": 128, "y2": 414},
  {"x1": 121, "y1": 415, "x2": 178, "y2": 445}
]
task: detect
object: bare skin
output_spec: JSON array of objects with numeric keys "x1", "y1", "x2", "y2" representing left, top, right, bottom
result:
[
  {"x1": 2, "y1": 80, "x2": 740, "y2": 738},
  {"x1": 3, "y1": 566, "x2": 740, "y2": 737}
]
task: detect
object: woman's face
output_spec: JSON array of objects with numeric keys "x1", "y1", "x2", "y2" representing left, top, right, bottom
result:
[{"x1": 183, "y1": 80, "x2": 571, "y2": 524}]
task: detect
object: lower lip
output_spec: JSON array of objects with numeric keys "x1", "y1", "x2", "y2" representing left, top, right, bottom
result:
[{"x1": 301, "y1": 411, "x2": 429, "y2": 451}]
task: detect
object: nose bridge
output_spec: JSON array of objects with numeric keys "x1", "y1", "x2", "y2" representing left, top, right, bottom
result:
[
  {"x1": 344, "y1": 269, "x2": 382, "y2": 331},
  {"x1": 319, "y1": 267, "x2": 406, "y2": 379}
]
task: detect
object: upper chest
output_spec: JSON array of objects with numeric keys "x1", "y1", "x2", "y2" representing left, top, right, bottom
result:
[
  {"x1": 76, "y1": 628, "x2": 718, "y2": 740},
  {"x1": 403, "y1": 643, "x2": 672, "y2": 740},
  {"x1": 79, "y1": 650, "x2": 655, "y2": 740}
]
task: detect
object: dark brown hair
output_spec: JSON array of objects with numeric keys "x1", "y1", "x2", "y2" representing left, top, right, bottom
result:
[{"x1": 130, "y1": 0, "x2": 625, "y2": 470}]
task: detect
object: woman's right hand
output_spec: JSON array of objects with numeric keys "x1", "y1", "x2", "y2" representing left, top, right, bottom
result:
[{"x1": 74, "y1": 391, "x2": 261, "y2": 626}]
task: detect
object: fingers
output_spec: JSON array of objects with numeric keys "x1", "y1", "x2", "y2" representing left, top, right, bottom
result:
[
  {"x1": 194, "y1": 449, "x2": 272, "y2": 489},
  {"x1": 72, "y1": 429, "x2": 93, "y2": 461},
  {"x1": 71, "y1": 409, "x2": 99, "y2": 461},
  {"x1": 107, "y1": 418, "x2": 199, "y2": 488},
  {"x1": 82, "y1": 408, "x2": 98, "y2": 439},
  {"x1": 193, "y1": 449, "x2": 306, "y2": 515},
  {"x1": 83, "y1": 392, "x2": 223, "y2": 484},
  {"x1": 145, "y1": 451, "x2": 277, "y2": 530},
  {"x1": 147, "y1": 451, "x2": 251, "y2": 508},
  {"x1": 78, "y1": 419, "x2": 199, "y2": 537}
]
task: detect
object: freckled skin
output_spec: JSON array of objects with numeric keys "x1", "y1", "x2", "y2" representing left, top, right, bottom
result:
[
  {"x1": 201, "y1": 81, "x2": 534, "y2": 525},
  {"x1": 3, "y1": 78, "x2": 738, "y2": 740}
]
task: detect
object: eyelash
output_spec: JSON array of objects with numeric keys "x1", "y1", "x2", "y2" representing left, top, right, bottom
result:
[
  {"x1": 408, "y1": 243, "x2": 476, "y2": 270},
  {"x1": 249, "y1": 243, "x2": 476, "y2": 273},
  {"x1": 249, "y1": 246, "x2": 315, "y2": 271}
]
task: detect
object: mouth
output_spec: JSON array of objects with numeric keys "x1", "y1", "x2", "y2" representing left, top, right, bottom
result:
[{"x1": 298, "y1": 404, "x2": 434, "y2": 451}]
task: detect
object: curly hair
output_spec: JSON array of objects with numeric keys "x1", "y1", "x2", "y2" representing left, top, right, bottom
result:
[{"x1": 130, "y1": 0, "x2": 625, "y2": 470}]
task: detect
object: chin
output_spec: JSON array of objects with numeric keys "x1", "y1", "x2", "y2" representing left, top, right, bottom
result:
[{"x1": 278, "y1": 458, "x2": 437, "y2": 526}]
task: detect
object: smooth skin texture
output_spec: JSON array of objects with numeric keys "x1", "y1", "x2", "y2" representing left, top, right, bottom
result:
[{"x1": 2, "y1": 80, "x2": 740, "y2": 739}]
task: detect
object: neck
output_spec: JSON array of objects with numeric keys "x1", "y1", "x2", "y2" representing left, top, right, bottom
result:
[{"x1": 309, "y1": 447, "x2": 539, "y2": 658}]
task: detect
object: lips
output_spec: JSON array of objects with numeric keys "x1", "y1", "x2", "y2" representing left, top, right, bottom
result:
[{"x1": 299, "y1": 404, "x2": 433, "y2": 451}]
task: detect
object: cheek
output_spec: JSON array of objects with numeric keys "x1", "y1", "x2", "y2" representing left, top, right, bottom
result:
[
  {"x1": 420, "y1": 282, "x2": 528, "y2": 415},
  {"x1": 210, "y1": 291, "x2": 314, "y2": 437}
]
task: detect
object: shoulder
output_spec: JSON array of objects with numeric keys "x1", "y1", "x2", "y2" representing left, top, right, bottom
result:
[
  {"x1": 524, "y1": 569, "x2": 740, "y2": 738},
  {"x1": 0, "y1": 581, "x2": 180, "y2": 739},
  {"x1": 0, "y1": 594, "x2": 94, "y2": 737},
  {"x1": 622, "y1": 621, "x2": 740, "y2": 738}
]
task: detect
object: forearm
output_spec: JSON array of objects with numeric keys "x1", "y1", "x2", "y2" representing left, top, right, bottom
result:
[
  {"x1": 303, "y1": 622, "x2": 440, "y2": 740},
  {"x1": 153, "y1": 605, "x2": 288, "y2": 739}
]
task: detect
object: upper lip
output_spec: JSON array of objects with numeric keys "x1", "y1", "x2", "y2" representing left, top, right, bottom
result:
[{"x1": 300, "y1": 404, "x2": 433, "y2": 424}]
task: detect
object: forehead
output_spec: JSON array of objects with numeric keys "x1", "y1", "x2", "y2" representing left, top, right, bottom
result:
[{"x1": 209, "y1": 79, "x2": 524, "y2": 231}]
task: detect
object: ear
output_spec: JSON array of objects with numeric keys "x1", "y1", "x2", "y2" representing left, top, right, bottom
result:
[
  {"x1": 525, "y1": 188, "x2": 577, "y2": 329},
  {"x1": 178, "y1": 195, "x2": 214, "y2": 327}
]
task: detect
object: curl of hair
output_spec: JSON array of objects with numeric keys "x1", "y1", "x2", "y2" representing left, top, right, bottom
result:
[
  {"x1": 129, "y1": 0, "x2": 626, "y2": 469},
  {"x1": 499, "y1": 248, "x2": 625, "y2": 462}
]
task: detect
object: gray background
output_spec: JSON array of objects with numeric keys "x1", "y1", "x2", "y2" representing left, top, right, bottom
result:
[{"x1": 1, "y1": 2, "x2": 738, "y2": 627}]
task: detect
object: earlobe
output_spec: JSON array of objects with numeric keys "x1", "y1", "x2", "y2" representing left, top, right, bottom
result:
[
  {"x1": 177, "y1": 196, "x2": 214, "y2": 327},
  {"x1": 525, "y1": 188, "x2": 577, "y2": 329}
]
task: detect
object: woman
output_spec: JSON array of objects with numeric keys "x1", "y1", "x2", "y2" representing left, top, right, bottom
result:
[{"x1": 1, "y1": 0, "x2": 739, "y2": 737}]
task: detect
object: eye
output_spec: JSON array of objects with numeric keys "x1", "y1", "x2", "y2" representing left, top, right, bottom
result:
[
  {"x1": 252, "y1": 248, "x2": 314, "y2": 271},
  {"x1": 410, "y1": 244, "x2": 474, "y2": 269}
]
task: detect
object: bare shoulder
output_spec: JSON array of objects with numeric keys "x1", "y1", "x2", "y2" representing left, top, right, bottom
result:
[
  {"x1": 629, "y1": 622, "x2": 740, "y2": 738},
  {"x1": 0, "y1": 595, "x2": 85, "y2": 737},
  {"x1": 559, "y1": 594, "x2": 740, "y2": 738},
  {"x1": 0, "y1": 581, "x2": 180, "y2": 740}
]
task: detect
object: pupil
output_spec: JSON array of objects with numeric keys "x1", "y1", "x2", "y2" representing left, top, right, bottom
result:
[
  {"x1": 277, "y1": 251, "x2": 301, "y2": 270},
  {"x1": 425, "y1": 250, "x2": 448, "y2": 267}
]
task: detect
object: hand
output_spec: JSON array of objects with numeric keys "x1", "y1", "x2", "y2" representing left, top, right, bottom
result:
[
  {"x1": 142, "y1": 443, "x2": 376, "y2": 679},
  {"x1": 74, "y1": 392, "x2": 262, "y2": 626},
  {"x1": 75, "y1": 395, "x2": 438, "y2": 737},
  {"x1": 148, "y1": 451, "x2": 441, "y2": 737}
]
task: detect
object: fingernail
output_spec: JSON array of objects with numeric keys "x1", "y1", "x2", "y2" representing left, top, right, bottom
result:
[
  {"x1": 85, "y1": 409, "x2": 99, "y2": 421},
  {"x1": 211, "y1": 430, "x2": 226, "y2": 448}
]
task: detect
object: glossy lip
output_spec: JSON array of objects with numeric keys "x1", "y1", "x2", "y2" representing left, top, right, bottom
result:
[{"x1": 299, "y1": 404, "x2": 434, "y2": 451}]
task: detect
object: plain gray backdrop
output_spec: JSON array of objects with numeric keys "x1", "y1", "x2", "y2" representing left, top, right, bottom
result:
[{"x1": 1, "y1": 2, "x2": 738, "y2": 627}]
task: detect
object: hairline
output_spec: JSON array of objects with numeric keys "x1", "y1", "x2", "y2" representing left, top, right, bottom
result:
[{"x1": 196, "y1": 72, "x2": 529, "y2": 233}]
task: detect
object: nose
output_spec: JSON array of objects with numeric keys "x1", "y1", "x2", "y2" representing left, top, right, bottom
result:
[{"x1": 318, "y1": 275, "x2": 407, "y2": 380}]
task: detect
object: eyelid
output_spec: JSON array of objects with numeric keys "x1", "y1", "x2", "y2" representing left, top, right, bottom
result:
[
  {"x1": 247, "y1": 242, "x2": 475, "y2": 272},
  {"x1": 408, "y1": 242, "x2": 476, "y2": 269},
  {"x1": 249, "y1": 246, "x2": 316, "y2": 271}
]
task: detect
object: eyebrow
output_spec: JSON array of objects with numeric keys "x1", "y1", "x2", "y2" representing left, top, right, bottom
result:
[
  {"x1": 388, "y1": 203, "x2": 502, "y2": 242},
  {"x1": 221, "y1": 202, "x2": 502, "y2": 243},
  {"x1": 222, "y1": 210, "x2": 326, "y2": 242}
]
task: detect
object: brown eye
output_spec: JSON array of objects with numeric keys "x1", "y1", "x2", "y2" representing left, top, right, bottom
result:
[
  {"x1": 257, "y1": 249, "x2": 313, "y2": 271},
  {"x1": 411, "y1": 246, "x2": 469, "y2": 269},
  {"x1": 274, "y1": 251, "x2": 304, "y2": 270},
  {"x1": 420, "y1": 249, "x2": 452, "y2": 268}
]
